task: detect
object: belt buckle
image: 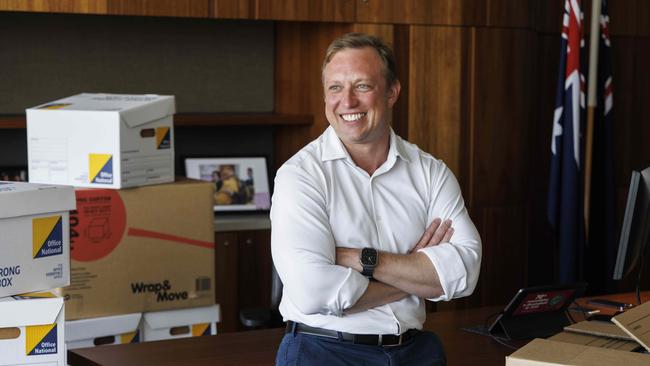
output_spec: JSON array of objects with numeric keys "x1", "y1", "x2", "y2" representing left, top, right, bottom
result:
[{"x1": 383, "y1": 333, "x2": 402, "y2": 347}]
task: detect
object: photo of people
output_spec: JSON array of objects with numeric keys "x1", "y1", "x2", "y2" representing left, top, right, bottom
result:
[
  {"x1": 0, "y1": 167, "x2": 27, "y2": 182},
  {"x1": 185, "y1": 157, "x2": 270, "y2": 212}
]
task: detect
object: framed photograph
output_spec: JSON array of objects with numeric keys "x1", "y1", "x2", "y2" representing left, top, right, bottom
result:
[
  {"x1": 0, "y1": 167, "x2": 27, "y2": 182},
  {"x1": 185, "y1": 157, "x2": 271, "y2": 212}
]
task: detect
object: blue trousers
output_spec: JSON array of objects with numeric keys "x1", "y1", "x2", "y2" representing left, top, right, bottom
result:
[{"x1": 276, "y1": 328, "x2": 446, "y2": 366}]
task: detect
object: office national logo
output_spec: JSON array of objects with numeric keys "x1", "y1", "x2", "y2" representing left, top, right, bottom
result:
[
  {"x1": 32, "y1": 216, "x2": 63, "y2": 259},
  {"x1": 26, "y1": 323, "x2": 57, "y2": 356},
  {"x1": 156, "y1": 127, "x2": 171, "y2": 149},
  {"x1": 89, "y1": 153, "x2": 113, "y2": 184}
]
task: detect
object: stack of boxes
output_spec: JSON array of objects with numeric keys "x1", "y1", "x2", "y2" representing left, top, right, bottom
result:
[
  {"x1": 0, "y1": 181, "x2": 75, "y2": 365},
  {"x1": 0, "y1": 93, "x2": 219, "y2": 365}
]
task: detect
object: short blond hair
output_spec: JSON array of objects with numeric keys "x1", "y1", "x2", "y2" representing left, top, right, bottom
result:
[{"x1": 322, "y1": 33, "x2": 398, "y2": 86}]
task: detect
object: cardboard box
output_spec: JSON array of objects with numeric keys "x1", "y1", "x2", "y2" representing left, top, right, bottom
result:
[
  {"x1": 507, "y1": 302, "x2": 650, "y2": 365},
  {"x1": 0, "y1": 181, "x2": 75, "y2": 298},
  {"x1": 505, "y1": 338, "x2": 649, "y2": 365},
  {"x1": 0, "y1": 292, "x2": 65, "y2": 366},
  {"x1": 26, "y1": 93, "x2": 175, "y2": 189},
  {"x1": 66, "y1": 313, "x2": 141, "y2": 349},
  {"x1": 140, "y1": 304, "x2": 220, "y2": 342},
  {"x1": 58, "y1": 179, "x2": 215, "y2": 319}
]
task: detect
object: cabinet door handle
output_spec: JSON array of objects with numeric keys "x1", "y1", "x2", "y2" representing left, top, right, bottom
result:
[{"x1": 244, "y1": 238, "x2": 253, "y2": 245}]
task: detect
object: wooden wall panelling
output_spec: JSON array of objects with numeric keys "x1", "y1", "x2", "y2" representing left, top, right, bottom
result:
[
  {"x1": 612, "y1": 37, "x2": 639, "y2": 188},
  {"x1": 211, "y1": 0, "x2": 253, "y2": 19},
  {"x1": 485, "y1": 0, "x2": 532, "y2": 28},
  {"x1": 632, "y1": 38, "x2": 650, "y2": 169},
  {"x1": 214, "y1": 232, "x2": 239, "y2": 333},
  {"x1": 531, "y1": 0, "x2": 563, "y2": 34},
  {"x1": 526, "y1": 34, "x2": 561, "y2": 286},
  {"x1": 106, "y1": 0, "x2": 210, "y2": 18},
  {"x1": 470, "y1": 28, "x2": 535, "y2": 207},
  {"x1": 273, "y1": 22, "x2": 352, "y2": 168},
  {"x1": 606, "y1": 0, "x2": 638, "y2": 37},
  {"x1": 355, "y1": 0, "x2": 485, "y2": 26},
  {"x1": 636, "y1": 0, "x2": 650, "y2": 36},
  {"x1": 0, "y1": 0, "x2": 107, "y2": 14},
  {"x1": 256, "y1": 0, "x2": 355, "y2": 22},
  {"x1": 477, "y1": 206, "x2": 528, "y2": 306},
  {"x1": 407, "y1": 25, "x2": 470, "y2": 187}
]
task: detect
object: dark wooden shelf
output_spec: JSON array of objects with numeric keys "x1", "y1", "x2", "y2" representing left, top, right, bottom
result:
[{"x1": 0, "y1": 113, "x2": 313, "y2": 129}]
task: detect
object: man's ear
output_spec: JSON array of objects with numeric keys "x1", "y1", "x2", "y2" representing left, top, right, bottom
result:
[{"x1": 388, "y1": 80, "x2": 401, "y2": 107}]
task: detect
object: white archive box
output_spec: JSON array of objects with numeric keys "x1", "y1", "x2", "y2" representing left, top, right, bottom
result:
[
  {"x1": 140, "y1": 304, "x2": 220, "y2": 342},
  {"x1": 26, "y1": 93, "x2": 175, "y2": 189},
  {"x1": 0, "y1": 181, "x2": 75, "y2": 298},
  {"x1": 0, "y1": 292, "x2": 65, "y2": 366},
  {"x1": 66, "y1": 313, "x2": 141, "y2": 349}
]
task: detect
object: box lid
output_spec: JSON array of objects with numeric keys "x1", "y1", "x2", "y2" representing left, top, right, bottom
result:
[
  {"x1": 142, "y1": 305, "x2": 220, "y2": 330},
  {"x1": 27, "y1": 93, "x2": 176, "y2": 128},
  {"x1": 0, "y1": 181, "x2": 76, "y2": 219},
  {"x1": 612, "y1": 300, "x2": 650, "y2": 352},
  {"x1": 66, "y1": 313, "x2": 141, "y2": 342},
  {"x1": 0, "y1": 292, "x2": 63, "y2": 328},
  {"x1": 506, "y1": 338, "x2": 650, "y2": 366}
]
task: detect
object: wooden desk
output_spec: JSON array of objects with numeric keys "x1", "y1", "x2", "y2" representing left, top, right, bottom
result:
[
  {"x1": 69, "y1": 292, "x2": 650, "y2": 365},
  {"x1": 68, "y1": 305, "x2": 515, "y2": 366}
]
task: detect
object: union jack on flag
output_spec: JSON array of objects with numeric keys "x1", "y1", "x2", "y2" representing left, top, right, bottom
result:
[{"x1": 548, "y1": 0, "x2": 586, "y2": 283}]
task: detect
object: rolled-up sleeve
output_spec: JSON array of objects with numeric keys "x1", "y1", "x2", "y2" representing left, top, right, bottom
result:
[
  {"x1": 418, "y1": 163, "x2": 482, "y2": 301},
  {"x1": 271, "y1": 163, "x2": 369, "y2": 316}
]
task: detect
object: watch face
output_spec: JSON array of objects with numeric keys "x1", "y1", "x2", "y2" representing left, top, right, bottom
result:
[{"x1": 361, "y1": 248, "x2": 378, "y2": 266}]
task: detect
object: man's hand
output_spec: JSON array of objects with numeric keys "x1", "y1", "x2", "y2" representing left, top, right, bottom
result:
[
  {"x1": 410, "y1": 218, "x2": 453, "y2": 253},
  {"x1": 335, "y1": 217, "x2": 453, "y2": 268}
]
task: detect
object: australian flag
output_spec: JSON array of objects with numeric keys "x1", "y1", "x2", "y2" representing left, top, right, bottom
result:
[{"x1": 548, "y1": 0, "x2": 586, "y2": 283}]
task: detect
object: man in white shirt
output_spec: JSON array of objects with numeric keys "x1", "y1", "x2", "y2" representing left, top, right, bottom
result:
[{"x1": 271, "y1": 33, "x2": 481, "y2": 366}]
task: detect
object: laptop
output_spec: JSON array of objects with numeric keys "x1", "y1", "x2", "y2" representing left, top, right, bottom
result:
[{"x1": 464, "y1": 283, "x2": 587, "y2": 340}]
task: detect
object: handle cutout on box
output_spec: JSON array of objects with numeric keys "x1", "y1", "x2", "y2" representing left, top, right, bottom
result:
[
  {"x1": 170, "y1": 325, "x2": 190, "y2": 336},
  {"x1": 93, "y1": 335, "x2": 116, "y2": 346},
  {"x1": 0, "y1": 327, "x2": 20, "y2": 340},
  {"x1": 140, "y1": 128, "x2": 155, "y2": 138}
]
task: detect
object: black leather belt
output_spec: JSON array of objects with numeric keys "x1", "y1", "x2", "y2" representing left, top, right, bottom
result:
[{"x1": 285, "y1": 321, "x2": 419, "y2": 347}]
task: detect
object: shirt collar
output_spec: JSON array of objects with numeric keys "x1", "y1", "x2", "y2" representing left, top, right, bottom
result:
[{"x1": 321, "y1": 126, "x2": 411, "y2": 164}]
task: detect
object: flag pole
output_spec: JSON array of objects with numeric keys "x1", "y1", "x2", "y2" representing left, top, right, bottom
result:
[{"x1": 585, "y1": 0, "x2": 602, "y2": 241}]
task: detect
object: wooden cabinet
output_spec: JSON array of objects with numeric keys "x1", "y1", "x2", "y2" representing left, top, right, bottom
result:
[{"x1": 214, "y1": 229, "x2": 272, "y2": 333}]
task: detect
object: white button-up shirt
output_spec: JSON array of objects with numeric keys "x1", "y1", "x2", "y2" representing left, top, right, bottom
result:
[{"x1": 271, "y1": 127, "x2": 481, "y2": 335}]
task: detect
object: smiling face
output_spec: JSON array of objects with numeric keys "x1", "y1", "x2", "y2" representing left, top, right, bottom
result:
[{"x1": 322, "y1": 47, "x2": 400, "y2": 150}]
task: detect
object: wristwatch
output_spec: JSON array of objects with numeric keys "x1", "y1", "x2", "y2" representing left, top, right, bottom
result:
[{"x1": 360, "y1": 247, "x2": 378, "y2": 279}]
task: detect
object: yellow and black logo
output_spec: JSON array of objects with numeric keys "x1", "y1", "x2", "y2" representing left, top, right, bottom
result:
[
  {"x1": 192, "y1": 323, "x2": 212, "y2": 337},
  {"x1": 89, "y1": 153, "x2": 113, "y2": 184},
  {"x1": 26, "y1": 323, "x2": 57, "y2": 356},
  {"x1": 33, "y1": 216, "x2": 63, "y2": 259},
  {"x1": 120, "y1": 330, "x2": 140, "y2": 344},
  {"x1": 156, "y1": 127, "x2": 171, "y2": 149}
]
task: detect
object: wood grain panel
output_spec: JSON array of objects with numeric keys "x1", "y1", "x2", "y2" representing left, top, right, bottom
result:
[
  {"x1": 273, "y1": 22, "x2": 352, "y2": 168},
  {"x1": 633, "y1": 38, "x2": 650, "y2": 168},
  {"x1": 612, "y1": 37, "x2": 639, "y2": 187},
  {"x1": 0, "y1": 0, "x2": 107, "y2": 14},
  {"x1": 107, "y1": 0, "x2": 210, "y2": 18},
  {"x1": 257, "y1": 0, "x2": 355, "y2": 22},
  {"x1": 214, "y1": 232, "x2": 239, "y2": 333},
  {"x1": 526, "y1": 34, "x2": 560, "y2": 286},
  {"x1": 355, "y1": 0, "x2": 484, "y2": 26},
  {"x1": 477, "y1": 206, "x2": 528, "y2": 306},
  {"x1": 486, "y1": 0, "x2": 532, "y2": 28},
  {"x1": 471, "y1": 28, "x2": 535, "y2": 207},
  {"x1": 531, "y1": 0, "x2": 563, "y2": 34},
  {"x1": 211, "y1": 0, "x2": 252, "y2": 19},
  {"x1": 407, "y1": 26, "x2": 470, "y2": 185},
  {"x1": 607, "y1": 0, "x2": 637, "y2": 36}
]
